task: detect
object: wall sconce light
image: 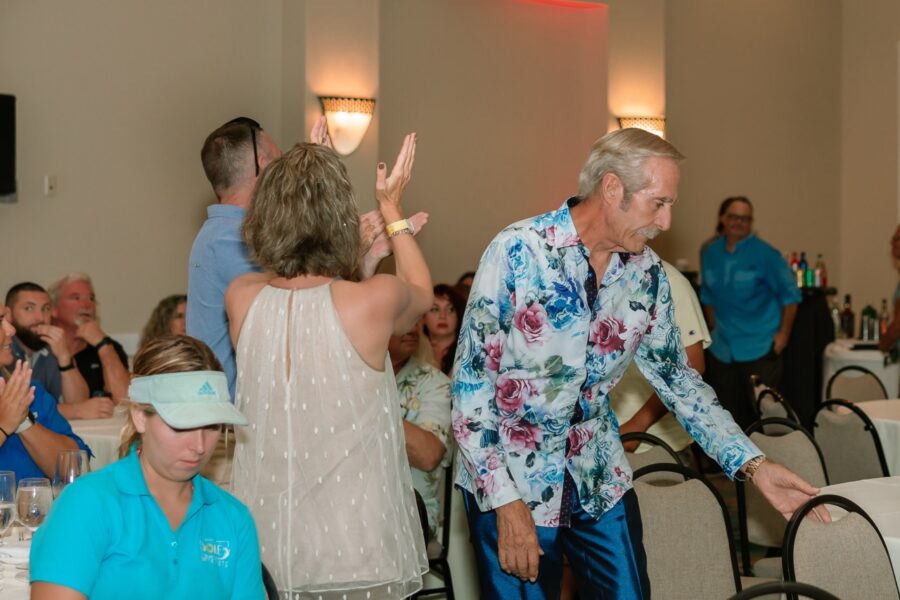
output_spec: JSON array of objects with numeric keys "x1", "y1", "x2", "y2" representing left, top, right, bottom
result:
[
  {"x1": 617, "y1": 116, "x2": 666, "y2": 139},
  {"x1": 318, "y1": 96, "x2": 376, "y2": 155}
]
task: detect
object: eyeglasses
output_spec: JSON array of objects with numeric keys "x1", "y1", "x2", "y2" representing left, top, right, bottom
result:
[
  {"x1": 725, "y1": 214, "x2": 753, "y2": 223},
  {"x1": 226, "y1": 117, "x2": 262, "y2": 176}
]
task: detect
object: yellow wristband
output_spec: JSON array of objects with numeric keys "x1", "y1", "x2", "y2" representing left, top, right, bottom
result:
[{"x1": 385, "y1": 219, "x2": 414, "y2": 238}]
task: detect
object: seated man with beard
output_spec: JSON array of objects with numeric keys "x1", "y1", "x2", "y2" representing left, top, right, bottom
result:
[{"x1": 5, "y1": 283, "x2": 114, "y2": 420}]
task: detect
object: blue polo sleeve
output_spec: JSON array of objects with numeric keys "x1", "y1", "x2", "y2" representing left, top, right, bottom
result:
[
  {"x1": 30, "y1": 477, "x2": 109, "y2": 595},
  {"x1": 231, "y1": 504, "x2": 264, "y2": 600}
]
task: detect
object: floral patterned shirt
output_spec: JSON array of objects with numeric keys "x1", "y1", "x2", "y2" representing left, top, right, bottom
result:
[{"x1": 451, "y1": 199, "x2": 762, "y2": 527}]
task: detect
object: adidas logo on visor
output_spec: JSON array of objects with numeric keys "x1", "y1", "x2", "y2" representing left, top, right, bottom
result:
[{"x1": 197, "y1": 382, "x2": 217, "y2": 397}]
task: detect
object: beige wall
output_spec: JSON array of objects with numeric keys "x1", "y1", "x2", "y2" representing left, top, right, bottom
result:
[
  {"x1": 0, "y1": 0, "x2": 284, "y2": 332},
  {"x1": 840, "y1": 0, "x2": 900, "y2": 309},
  {"x1": 606, "y1": 0, "x2": 666, "y2": 133},
  {"x1": 303, "y1": 0, "x2": 380, "y2": 199},
  {"x1": 379, "y1": 0, "x2": 608, "y2": 284},
  {"x1": 4, "y1": 0, "x2": 897, "y2": 331},
  {"x1": 661, "y1": 0, "x2": 842, "y2": 280}
]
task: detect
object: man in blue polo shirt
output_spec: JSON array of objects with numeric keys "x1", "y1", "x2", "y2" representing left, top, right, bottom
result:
[
  {"x1": 187, "y1": 117, "x2": 281, "y2": 399},
  {"x1": 701, "y1": 196, "x2": 801, "y2": 428},
  {"x1": 0, "y1": 307, "x2": 90, "y2": 480}
]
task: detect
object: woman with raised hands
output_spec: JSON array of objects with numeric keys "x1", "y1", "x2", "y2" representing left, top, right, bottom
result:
[{"x1": 227, "y1": 134, "x2": 432, "y2": 598}]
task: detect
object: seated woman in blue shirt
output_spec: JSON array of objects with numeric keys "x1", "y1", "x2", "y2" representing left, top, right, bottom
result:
[{"x1": 30, "y1": 335, "x2": 263, "y2": 600}]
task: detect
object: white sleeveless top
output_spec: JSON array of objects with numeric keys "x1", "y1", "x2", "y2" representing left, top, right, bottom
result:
[{"x1": 232, "y1": 283, "x2": 427, "y2": 598}]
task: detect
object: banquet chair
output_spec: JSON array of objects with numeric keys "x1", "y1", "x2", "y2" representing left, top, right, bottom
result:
[
  {"x1": 262, "y1": 563, "x2": 278, "y2": 600},
  {"x1": 621, "y1": 431, "x2": 685, "y2": 484},
  {"x1": 728, "y1": 581, "x2": 840, "y2": 600},
  {"x1": 782, "y1": 494, "x2": 900, "y2": 600},
  {"x1": 813, "y1": 399, "x2": 890, "y2": 484},
  {"x1": 414, "y1": 452, "x2": 455, "y2": 599},
  {"x1": 633, "y1": 463, "x2": 774, "y2": 599},
  {"x1": 825, "y1": 365, "x2": 888, "y2": 402},
  {"x1": 755, "y1": 388, "x2": 801, "y2": 433},
  {"x1": 737, "y1": 419, "x2": 829, "y2": 579},
  {"x1": 750, "y1": 374, "x2": 767, "y2": 405}
]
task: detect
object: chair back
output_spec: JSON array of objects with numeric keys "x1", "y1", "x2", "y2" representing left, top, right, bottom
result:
[
  {"x1": 750, "y1": 374, "x2": 767, "y2": 405},
  {"x1": 756, "y1": 388, "x2": 801, "y2": 432},
  {"x1": 262, "y1": 563, "x2": 279, "y2": 600},
  {"x1": 783, "y1": 494, "x2": 900, "y2": 600},
  {"x1": 621, "y1": 431, "x2": 684, "y2": 485},
  {"x1": 737, "y1": 420, "x2": 829, "y2": 574},
  {"x1": 825, "y1": 365, "x2": 889, "y2": 402},
  {"x1": 633, "y1": 463, "x2": 741, "y2": 599},
  {"x1": 813, "y1": 400, "x2": 890, "y2": 484},
  {"x1": 728, "y1": 581, "x2": 841, "y2": 600},
  {"x1": 416, "y1": 447, "x2": 456, "y2": 598}
]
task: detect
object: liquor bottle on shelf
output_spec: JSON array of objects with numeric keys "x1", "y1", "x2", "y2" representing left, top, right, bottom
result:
[
  {"x1": 831, "y1": 300, "x2": 842, "y2": 339},
  {"x1": 880, "y1": 298, "x2": 891, "y2": 338},
  {"x1": 789, "y1": 252, "x2": 799, "y2": 273},
  {"x1": 839, "y1": 294, "x2": 855, "y2": 339},
  {"x1": 861, "y1": 305, "x2": 878, "y2": 341},
  {"x1": 797, "y1": 252, "x2": 808, "y2": 288},
  {"x1": 804, "y1": 261, "x2": 815, "y2": 288},
  {"x1": 814, "y1": 254, "x2": 827, "y2": 288}
]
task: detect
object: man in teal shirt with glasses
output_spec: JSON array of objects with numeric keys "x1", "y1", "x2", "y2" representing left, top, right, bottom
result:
[{"x1": 701, "y1": 196, "x2": 800, "y2": 428}]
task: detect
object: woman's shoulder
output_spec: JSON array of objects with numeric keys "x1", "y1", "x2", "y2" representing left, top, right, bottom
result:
[
  {"x1": 226, "y1": 272, "x2": 271, "y2": 298},
  {"x1": 50, "y1": 463, "x2": 119, "y2": 512},
  {"x1": 195, "y1": 476, "x2": 255, "y2": 523},
  {"x1": 334, "y1": 274, "x2": 404, "y2": 307}
]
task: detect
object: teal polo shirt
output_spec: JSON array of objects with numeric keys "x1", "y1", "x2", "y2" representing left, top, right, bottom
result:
[
  {"x1": 701, "y1": 234, "x2": 801, "y2": 363},
  {"x1": 30, "y1": 448, "x2": 263, "y2": 599}
]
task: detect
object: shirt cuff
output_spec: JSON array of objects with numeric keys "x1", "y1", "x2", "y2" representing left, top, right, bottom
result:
[
  {"x1": 719, "y1": 439, "x2": 765, "y2": 480},
  {"x1": 471, "y1": 465, "x2": 522, "y2": 512}
]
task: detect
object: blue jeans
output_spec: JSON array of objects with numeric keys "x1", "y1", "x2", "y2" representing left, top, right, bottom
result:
[{"x1": 463, "y1": 489, "x2": 650, "y2": 599}]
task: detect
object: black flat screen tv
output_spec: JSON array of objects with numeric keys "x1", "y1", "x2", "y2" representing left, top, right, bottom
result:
[{"x1": 0, "y1": 94, "x2": 15, "y2": 203}]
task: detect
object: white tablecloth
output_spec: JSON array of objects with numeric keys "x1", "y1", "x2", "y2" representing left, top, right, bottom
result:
[
  {"x1": 0, "y1": 536, "x2": 32, "y2": 600},
  {"x1": 71, "y1": 413, "x2": 128, "y2": 471},
  {"x1": 858, "y1": 399, "x2": 900, "y2": 476},
  {"x1": 70, "y1": 413, "x2": 234, "y2": 486},
  {"x1": 823, "y1": 339, "x2": 899, "y2": 399},
  {"x1": 820, "y1": 477, "x2": 900, "y2": 589}
]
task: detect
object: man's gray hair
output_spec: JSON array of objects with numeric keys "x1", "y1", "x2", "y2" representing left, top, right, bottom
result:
[
  {"x1": 47, "y1": 272, "x2": 93, "y2": 306},
  {"x1": 577, "y1": 128, "x2": 685, "y2": 202}
]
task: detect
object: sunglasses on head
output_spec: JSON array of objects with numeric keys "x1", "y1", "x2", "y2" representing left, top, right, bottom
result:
[{"x1": 226, "y1": 117, "x2": 262, "y2": 176}]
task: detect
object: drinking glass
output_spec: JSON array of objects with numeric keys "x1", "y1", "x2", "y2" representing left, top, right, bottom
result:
[
  {"x1": 16, "y1": 478, "x2": 52, "y2": 536},
  {"x1": 0, "y1": 471, "x2": 15, "y2": 543},
  {"x1": 52, "y1": 449, "x2": 89, "y2": 498}
]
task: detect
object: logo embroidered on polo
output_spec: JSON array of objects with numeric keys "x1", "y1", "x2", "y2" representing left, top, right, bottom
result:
[
  {"x1": 197, "y1": 382, "x2": 217, "y2": 397},
  {"x1": 200, "y1": 540, "x2": 231, "y2": 564}
]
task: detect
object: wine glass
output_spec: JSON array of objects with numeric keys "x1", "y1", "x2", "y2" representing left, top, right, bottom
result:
[
  {"x1": 0, "y1": 471, "x2": 15, "y2": 544},
  {"x1": 16, "y1": 478, "x2": 52, "y2": 537},
  {"x1": 52, "y1": 449, "x2": 89, "y2": 498}
]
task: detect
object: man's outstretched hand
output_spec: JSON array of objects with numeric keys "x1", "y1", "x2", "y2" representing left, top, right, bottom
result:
[{"x1": 752, "y1": 460, "x2": 831, "y2": 523}]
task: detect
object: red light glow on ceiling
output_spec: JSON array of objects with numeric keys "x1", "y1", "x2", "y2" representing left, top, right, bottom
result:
[{"x1": 525, "y1": 0, "x2": 602, "y2": 8}]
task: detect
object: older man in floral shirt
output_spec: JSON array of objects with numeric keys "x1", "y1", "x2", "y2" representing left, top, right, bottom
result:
[{"x1": 451, "y1": 128, "x2": 824, "y2": 599}]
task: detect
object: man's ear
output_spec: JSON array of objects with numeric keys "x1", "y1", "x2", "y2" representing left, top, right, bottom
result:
[{"x1": 599, "y1": 172, "x2": 624, "y2": 206}]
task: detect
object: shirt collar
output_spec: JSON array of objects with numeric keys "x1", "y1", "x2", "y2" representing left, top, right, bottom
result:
[
  {"x1": 207, "y1": 203, "x2": 246, "y2": 219},
  {"x1": 533, "y1": 198, "x2": 583, "y2": 250},
  {"x1": 724, "y1": 232, "x2": 757, "y2": 253},
  {"x1": 114, "y1": 445, "x2": 218, "y2": 506}
]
